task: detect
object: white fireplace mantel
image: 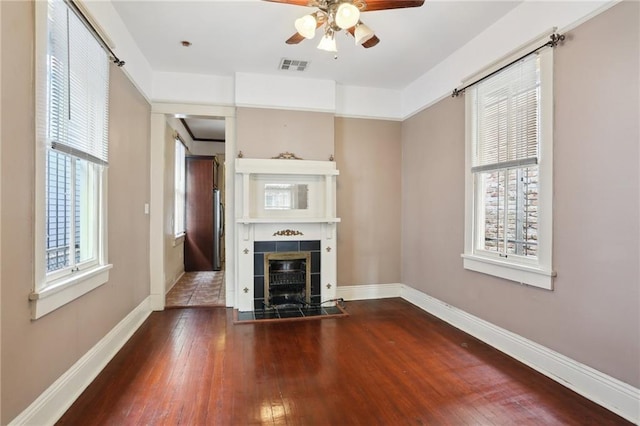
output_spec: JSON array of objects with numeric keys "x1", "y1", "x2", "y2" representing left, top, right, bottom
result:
[{"x1": 234, "y1": 158, "x2": 340, "y2": 311}]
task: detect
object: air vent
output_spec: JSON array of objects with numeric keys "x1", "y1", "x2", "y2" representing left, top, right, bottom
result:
[{"x1": 279, "y1": 58, "x2": 310, "y2": 72}]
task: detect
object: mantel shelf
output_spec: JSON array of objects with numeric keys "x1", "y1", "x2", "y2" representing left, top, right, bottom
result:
[
  {"x1": 236, "y1": 158, "x2": 339, "y2": 176},
  {"x1": 236, "y1": 218, "x2": 341, "y2": 225}
]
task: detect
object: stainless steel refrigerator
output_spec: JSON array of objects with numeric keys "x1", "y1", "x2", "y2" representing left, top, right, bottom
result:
[{"x1": 213, "y1": 188, "x2": 224, "y2": 271}]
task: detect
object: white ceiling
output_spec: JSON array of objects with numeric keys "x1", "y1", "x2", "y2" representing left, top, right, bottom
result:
[
  {"x1": 110, "y1": 0, "x2": 524, "y2": 90},
  {"x1": 182, "y1": 117, "x2": 226, "y2": 141}
]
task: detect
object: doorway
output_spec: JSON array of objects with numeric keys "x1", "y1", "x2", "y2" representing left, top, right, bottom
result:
[
  {"x1": 149, "y1": 104, "x2": 236, "y2": 311},
  {"x1": 171, "y1": 119, "x2": 225, "y2": 308}
]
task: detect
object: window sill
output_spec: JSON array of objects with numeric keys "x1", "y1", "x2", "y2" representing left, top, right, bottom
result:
[
  {"x1": 461, "y1": 254, "x2": 555, "y2": 290},
  {"x1": 173, "y1": 234, "x2": 185, "y2": 247},
  {"x1": 29, "y1": 264, "x2": 113, "y2": 319}
]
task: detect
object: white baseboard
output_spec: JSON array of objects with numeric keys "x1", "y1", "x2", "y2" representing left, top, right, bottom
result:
[
  {"x1": 9, "y1": 297, "x2": 153, "y2": 426},
  {"x1": 336, "y1": 283, "x2": 402, "y2": 301},
  {"x1": 165, "y1": 270, "x2": 185, "y2": 295},
  {"x1": 337, "y1": 283, "x2": 639, "y2": 424}
]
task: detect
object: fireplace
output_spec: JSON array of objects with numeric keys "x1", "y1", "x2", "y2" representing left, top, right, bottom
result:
[
  {"x1": 253, "y1": 240, "x2": 321, "y2": 311},
  {"x1": 264, "y1": 251, "x2": 310, "y2": 308},
  {"x1": 235, "y1": 158, "x2": 338, "y2": 312}
]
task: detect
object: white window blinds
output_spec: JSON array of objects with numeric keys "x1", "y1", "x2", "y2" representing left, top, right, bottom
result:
[
  {"x1": 47, "y1": 0, "x2": 109, "y2": 165},
  {"x1": 470, "y1": 54, "x2": 539, "y2": 173}
]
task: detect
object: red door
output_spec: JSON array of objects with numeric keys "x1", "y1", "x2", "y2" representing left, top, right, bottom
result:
[{"x1": 184, "y1": 157, "x2": 215, "y2": 271}]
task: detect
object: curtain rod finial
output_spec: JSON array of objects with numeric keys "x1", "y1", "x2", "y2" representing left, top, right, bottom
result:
[{"x1": 549, "y1": 33, "x2": 565, "y2": 48}]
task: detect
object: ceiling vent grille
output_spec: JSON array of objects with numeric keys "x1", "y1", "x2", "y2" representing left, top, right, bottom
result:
[{"x1": 279, "y1": 58, "x2": 309, "y2": 72}]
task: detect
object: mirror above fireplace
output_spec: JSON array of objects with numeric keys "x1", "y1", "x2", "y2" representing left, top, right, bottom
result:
[
  {"x1": 236, "y1": 158, "x2": 340, "y2": 224},
  {"x1": 264, "y1": 183, "x2": 309, "y2": 210}
]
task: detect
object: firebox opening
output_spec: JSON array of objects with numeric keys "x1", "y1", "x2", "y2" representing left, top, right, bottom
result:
[{"x1": 264, "y1": 251, "x2": 311, "y2": 308}]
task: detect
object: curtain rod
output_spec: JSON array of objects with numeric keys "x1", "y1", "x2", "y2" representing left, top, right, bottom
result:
[
  {"x1": 63, "y1": 0, "x2": 125, "y2": 67},
  {"x1": 174, "y1": 131, "x2": 189, "y2": 151},
  {"x1": 451, "y1": 32, "x2": 564, "y2": 97}
]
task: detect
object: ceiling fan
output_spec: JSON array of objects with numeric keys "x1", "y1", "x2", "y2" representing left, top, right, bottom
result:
[{"x1": 263, "y1": 0, "x2": 425, "y2": 52}]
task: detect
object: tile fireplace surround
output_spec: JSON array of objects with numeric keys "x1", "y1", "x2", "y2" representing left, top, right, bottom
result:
[{"x1": 235, "y1": 158, "x2": 339, "y2": 312}]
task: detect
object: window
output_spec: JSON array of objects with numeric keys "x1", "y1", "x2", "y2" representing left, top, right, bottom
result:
[
  {"x1": 31, "y1": 0, "x2": 111, "y2": 319},
  {"x1": 174, "y1": 139, "x2": 186, "y2": 238},
  {"x1": 463, "y1": 45, "x2": 554, "y2": 290}
]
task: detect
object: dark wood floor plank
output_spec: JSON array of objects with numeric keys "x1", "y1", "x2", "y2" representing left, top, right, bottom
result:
[{"x1": 56, "y1": 299, "x2": 630, "y2": 425}]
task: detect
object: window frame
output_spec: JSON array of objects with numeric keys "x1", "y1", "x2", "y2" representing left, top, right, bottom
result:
[
  {"x1": 462, "y1": 37, "x2": 555, "y2": 290},
  {"x1": 45, "y1": 152, "x2": 104, "y2": 280},
  {"x1": 174, "y1": 137, "x2": 186, "y2": 242},
  {"x1": 31, "y1": 0, "x2": 112, "y2": 320}
]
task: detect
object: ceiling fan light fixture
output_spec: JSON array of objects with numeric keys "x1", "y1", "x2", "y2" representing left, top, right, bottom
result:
[
  {"x1": 317, "y1": 33, "x2": 337, "y2": 52},
  {"x1": 354, "y1": 23, "x2": 374, "y2": 45},
  {"x1": 335, "y1": 3, "x2": 360, "y2": 29},
  {"x1": 294, "y1": 14, "x2": 317, "y2": 39}
]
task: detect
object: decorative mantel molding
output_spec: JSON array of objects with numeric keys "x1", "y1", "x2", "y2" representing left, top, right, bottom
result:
[
  {"x1": 272, "y1": 151, "x2": 303, "y2": 160},
  {"x1": 273, "y1": 229, "x2": 304, "y2": 236}
]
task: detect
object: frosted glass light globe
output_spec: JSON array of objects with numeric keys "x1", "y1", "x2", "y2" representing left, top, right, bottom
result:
[
  {"x1": 335, "y1": 3, "x2": 360, "y2": 29},
  {"x1": 295, "y1": 14, "x2": 317, "y2": 39},
  {"x1": 317, "y1": 34, "x2": 337, "y2": 52},
  {"x1": 354, "y1": 23, "x2": 374, "y2": 45}
]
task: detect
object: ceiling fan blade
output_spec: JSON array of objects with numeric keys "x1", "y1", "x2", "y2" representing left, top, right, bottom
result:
[
  {"x1": 361, "y1": 35, "x2": 380, "y2": 48},
  {"x1": 286, "y1": 32, "x2": 306, "y2": 44},
  {"x1": 361, "y1": 0, "x2": 425, "y2": 11},
  {"x1": 262, "y1": 0, "x2": 313, "y2": 6}
]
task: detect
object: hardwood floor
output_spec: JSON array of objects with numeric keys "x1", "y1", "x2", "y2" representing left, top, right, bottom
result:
[{"x1": 57, "y1": 299, "x2": 629, "y2": 425}]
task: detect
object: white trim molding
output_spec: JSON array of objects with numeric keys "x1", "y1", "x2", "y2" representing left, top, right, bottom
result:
[
  {"x1": 9, "y1": 297, "x2": 153, "y2": 426},
  {"x1": 29, "y1": 265, "x2": 112, "y2": 320},
  {"x1": 339, "y1": 283, "x2": 639, "y2": 423},
  {"x1": 337, "y1": 284, "x2": 403, "y2": 301}
]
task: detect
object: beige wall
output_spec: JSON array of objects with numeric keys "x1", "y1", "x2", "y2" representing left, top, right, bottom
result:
[
  {"x1": 235, "y1": 109, "x2": 402, "y2": 286},
  {"x1": 236, "y1": 107, "x2": 334, "y2": 160},
  {"x1": 0, "y1": 1, "x2": 151, "y2": 422},
  {"x1": 401, "y1": 1, "x2": 639, "y2": 388},
  {"x1": 335, "y1": 118, "x2": 402, "y2": 285}
]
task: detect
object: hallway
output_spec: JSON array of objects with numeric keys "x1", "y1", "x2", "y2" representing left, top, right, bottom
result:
[{"x1": 165, "y1": 271, "x2": 225, "y2": 307}]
